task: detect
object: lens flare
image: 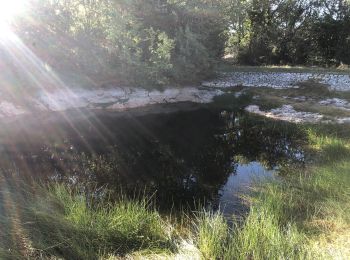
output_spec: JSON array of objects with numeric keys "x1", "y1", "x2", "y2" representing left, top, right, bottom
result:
[
  {"x1": 0, "y1": 0, "x2": 27, "y2": 37},
  {"x1": 0, "y1": 0, "x2": 27, "y2": 24}
]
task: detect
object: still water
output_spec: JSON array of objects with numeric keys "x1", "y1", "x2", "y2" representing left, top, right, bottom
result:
[{"x1": 0, "y1": 102, "x2": 305, "y2": 215}]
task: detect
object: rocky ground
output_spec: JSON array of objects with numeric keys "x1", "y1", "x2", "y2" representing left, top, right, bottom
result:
[
  {"x1": 0, "y1": 87, "x2": 223, "y2": 118},
  {"x1": 1, "y1": 71, "x2": 350, "y2": 123},
  {"x1": 245, "y1": 104, "x2": 350, "y2": 124},
  {"x1": 202, "y1": 71, "x2": 350, "y2": 91},
  {"x1": 204, "y1": 71, "x2": 350, "y2": 124},
  {"x1": 36, "y1": 87, "x2": 223, "y2": 111}
]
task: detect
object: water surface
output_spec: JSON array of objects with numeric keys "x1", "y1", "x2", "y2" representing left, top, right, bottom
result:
[{"x1": 0, "y1": 102, "x2": 305, "y2": 215}]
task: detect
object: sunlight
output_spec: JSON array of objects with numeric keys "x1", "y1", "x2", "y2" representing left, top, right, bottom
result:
[
  {"x1": 0, "y1": 0, "x2": 27, "y2": 22},
  {"x1": 0, "y1": 0, "x2": 27, "y2": 29}
]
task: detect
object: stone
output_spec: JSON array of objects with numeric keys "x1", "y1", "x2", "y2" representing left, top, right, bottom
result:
[
  {"x1": 245, "y1": 104, "x2": 324, "y2": 123},
  {"x1": 202, "y1": 72, "x2": 350, "y2": 91},
  {"x1": 319, "y1": 98, "x2": 350, "y2": 110}
]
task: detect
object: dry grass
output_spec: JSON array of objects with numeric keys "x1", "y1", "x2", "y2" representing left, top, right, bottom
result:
[{"x1": 218, "y1": 63, "x2": 350, "y2": 75}]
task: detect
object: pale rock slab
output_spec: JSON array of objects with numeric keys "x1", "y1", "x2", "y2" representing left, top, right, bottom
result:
[
  {"x1": 245, "y1": 105, "x2": 324, "y2": 123},
  {"x1": 319, "y1": 98, "x2": 350, "y2": 110},
  {"x1": 202, "y1": 72, "x2": 350, "y2": 91}
]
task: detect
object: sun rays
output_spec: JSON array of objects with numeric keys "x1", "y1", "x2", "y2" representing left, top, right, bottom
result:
[
  {"x1": 0, "y1": 0, "x2": 28, "y2": 33},
  {"x1": 0, "y1": 3, "x2": 127, "y2": 194}
]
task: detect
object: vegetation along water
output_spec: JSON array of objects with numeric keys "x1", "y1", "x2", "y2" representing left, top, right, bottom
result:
[{"x1": 0, "y1": 0, "x2": 349, "y2": 259}]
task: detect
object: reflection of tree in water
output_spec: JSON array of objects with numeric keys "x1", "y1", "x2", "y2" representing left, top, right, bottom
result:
[
  {"x1": 0, "y1": 109, "x2": 234, "y2": 209},
  {"x1": 219, "y1": 112, "x2": 306, "y2": 170},
  {"x1": 0, "y1": 108, "x2": 306, "y2": 210}
]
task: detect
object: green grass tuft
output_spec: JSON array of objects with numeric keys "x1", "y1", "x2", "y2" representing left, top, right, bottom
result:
[
  {"x1": 193, "y1": 125, "x2": 350, "y2": 259},
  {"x1": 194, "y1": 211, "x2": 228, "y2": 259},
  {"x1": 0, "y1": 183, "x2": 174, "y2": 259}
]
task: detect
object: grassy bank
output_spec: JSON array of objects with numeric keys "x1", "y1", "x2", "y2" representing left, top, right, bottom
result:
[
  {"x1": 1, "y1": 123, "x2": 349, "y2": 259},
  {"x1": 218, "y1": 63, "x2": 350, "y2": 75},
  {"x1": 196, "y1": 124, "x2": 350, "y2": 259},
  {"x1": 0, "y1": 181, "x2": 175, "y2": 259}
]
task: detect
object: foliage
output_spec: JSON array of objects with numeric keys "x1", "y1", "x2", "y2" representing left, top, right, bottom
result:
[
  {"x1": 223, "y1": 0, "x2": 350, "y2": 66},
  {"x1": 11, "y1": 0, "x2": 226, "y2": 88},
  {"x1": 5, "y1": 0, "x2": 349, "y2": 88}
]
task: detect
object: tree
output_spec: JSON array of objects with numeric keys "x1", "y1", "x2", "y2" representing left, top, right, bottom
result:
[
  {"x1": 11, "y1": 0, "x2": 226, "y2": 88},
  {"x1": 224, "y1": 0, "x2": 350, "y2": 66}
]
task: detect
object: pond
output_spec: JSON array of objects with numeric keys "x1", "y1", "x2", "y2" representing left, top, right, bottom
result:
[{"x1": 0, "y1": 101, "x2": 306, "y2": 216}]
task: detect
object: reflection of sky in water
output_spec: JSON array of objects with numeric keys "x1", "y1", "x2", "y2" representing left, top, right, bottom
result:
[{"x1": 218, "y1": 162, "x2": 275, "y2": 218}]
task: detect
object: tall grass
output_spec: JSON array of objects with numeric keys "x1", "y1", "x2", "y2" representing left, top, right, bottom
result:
[
  {"x1": 1, "y1": 183, "x2": 174, "y2": 259},
  {"x1": 194, "y1": 188, "x2": 308, "y2": 259},
  {"x1": 194, "y1": 211, "x2": 228, "y2": 259},
  {"x1": 226, "y1": 208, "x2": 307, "y2": 260},
  {"x1": 2, "y1": 125, "x2": 350, "y2": 259},
  {"x1": 194, "y1": 126, "x2": 350, "y2": 259}
]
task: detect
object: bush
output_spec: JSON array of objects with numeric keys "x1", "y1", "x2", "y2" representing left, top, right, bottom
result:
[{"x1": 11, "y1": 0, "x2": 226, "y2": 88}]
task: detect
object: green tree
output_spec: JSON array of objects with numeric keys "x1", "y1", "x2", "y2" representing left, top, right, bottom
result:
[{"x1": 12, "y1": 0, "x2": 226, "y2": 87}]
